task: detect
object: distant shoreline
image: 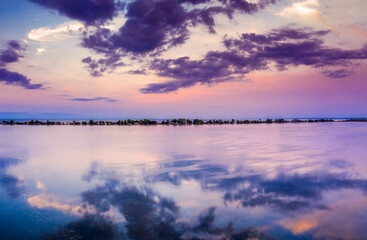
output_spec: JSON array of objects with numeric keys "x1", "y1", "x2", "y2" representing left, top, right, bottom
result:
[{"x1": 1, "y1": 118, "x2": 367, "y2": 126}]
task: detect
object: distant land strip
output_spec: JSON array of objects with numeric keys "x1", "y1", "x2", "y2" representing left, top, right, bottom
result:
[{"x1": 1, "y1": 118, "x2": 367, "y2": 126}]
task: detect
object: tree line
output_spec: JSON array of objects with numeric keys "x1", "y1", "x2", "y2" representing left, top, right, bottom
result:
[{"x1": 1, "y1": 118, "x2": 366, "y2": 126}]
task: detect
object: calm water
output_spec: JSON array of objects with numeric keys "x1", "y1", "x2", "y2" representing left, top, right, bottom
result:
[{"x1": 0, "y1": 123, "x2": 367, "y2": 240}]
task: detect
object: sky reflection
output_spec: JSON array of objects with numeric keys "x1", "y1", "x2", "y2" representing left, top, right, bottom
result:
[{"x1": 0, "y1": 123, "x2": 367, "y2": 239}]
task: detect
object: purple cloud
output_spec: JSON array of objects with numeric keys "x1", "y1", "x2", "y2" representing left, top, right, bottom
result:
[
  {"x1": 141, "y1": 27, "x2": 367, "y2": 93},
  {"x1": 0, "y1": 41, "x2": 44, "y2": 90},
  {"x1": 0, "y1": 49, "x2": 22, "y2": 64},
  {"x1": 140, "y1": 53, "x2": 263, "y2": 93},
  {"x1": 7, "y1": 40, "x2": 23, "y2": 50},
  {"x1": 67, "y1": 97, "x2": 118, "y2": 102},
  {"x1": 82, "y1": 55, "x2": 125, "y2": 77},
  {"x1": 128, "y1": 69, "x2": 147, "y2": 75},
  {"x1": 29, "y1": 0, "x2": 124, "y2": 25},
  {"x1": 322, "y1": 69, "x2": 355, "y2": 79},
  {"x1": 80, "y1": 0, "x2": 277, "y2": 76},
  {"x1": 0, "y1": 41, "x2": 24, "y2": 65},
  {"x1": 224, "y1": 28, "x2": 367, "y2": 70},
  {"x1": 189, "y1": 0, "x2": 277, "y2": 33},
  {"x1": 0, "y1": 68, "x2": 44, "y2": 90},
  {"x1": 81, "y1": 0, "x2": 190, "y2": 61}
]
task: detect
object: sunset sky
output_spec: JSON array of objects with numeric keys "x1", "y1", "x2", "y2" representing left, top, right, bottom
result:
[{"x1": 1, "y1": 0, "x2": 367, "y2": 119}]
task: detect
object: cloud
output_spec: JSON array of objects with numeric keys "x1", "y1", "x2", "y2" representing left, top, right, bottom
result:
[
  {"x1": 0, "y1": 68, "x2": 44, "y2": 90},
  {"x1": 128, "y1": 69, "x2": 147, "y2": 75},
  {"x1": 140, "y1": 27, "x2": 367, "y2": 93},
  {"x1": 80, "y1": 0, "x2": 191, "y2": 70},
  {"x1": 0, "y1": 41, "x2": 24, "y2": 64},
  {"x1": 278, "y1": 0, "x2": 319, "y2": 17},
  {"x1": 29, "y1": 0, "x2": 124, "y2": 25},
  {"x1": 81, "y1": 55, "x2": 125, "y2": 77},
  {"x1": 0, "y1": 49, "x2": 23, "y2": 64},
  {"x1": 80, "y1": 0, "x2": 277, "y2": 76},
  {"x1": 36, "y1": 47, "x2": 46, "y2": 55},
  {"x1": 7, "y1": 40, "x2": 24, "y2": 50},
  {"x1": 0, "y1": 41, "x2": 44, "y2": 89},
  {"x1": 27, "y1": 21, "x2": 84, "y2": 42},
  {"x1": 322, "y1": 68, "x2": 355, "y2": 78},
  {"x1": 81, "y1": 0, "x2": 277, "y2": 54},
  {"x1": 66, "y1": 96, "x2": 118, "y2": 102},
  {"x1": 140, "y1": 52, "x2": 260, "y2": 93}
]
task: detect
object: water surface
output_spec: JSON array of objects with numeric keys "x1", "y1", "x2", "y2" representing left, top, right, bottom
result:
[{"x1": 0, "y1": 123, "x2": 367, "y2": 239}]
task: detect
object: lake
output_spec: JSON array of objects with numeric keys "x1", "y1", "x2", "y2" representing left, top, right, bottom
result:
[{"x1": 0, "y1": 123, "x2": 367, "y2": 239}]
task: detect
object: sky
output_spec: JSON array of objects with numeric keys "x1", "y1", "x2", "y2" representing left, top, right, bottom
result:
[{"x1": 0, "y1": 0, "x2": 367, "y2": 119}]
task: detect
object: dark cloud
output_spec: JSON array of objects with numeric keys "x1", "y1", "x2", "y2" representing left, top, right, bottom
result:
[
  {"x1": 128, "y1": 69, "x2": 147, "y2": 75},
  {"x1": 0, "y1": 68, "x2": 44, "y2": 90},
  {"x1": 0, "y1": 40, "x2": 24, "y2": 65},
  {"x1": 179, "y1": 0, "x2": 211, "y2": 4},
  {"x1": 141, "y1": 27, "x2": 367, "y2": 93},
  {"x1": 0, "y1": 49, "x2": 23, "y2": 64},
  {"x1": 82, "y1": 55, "x2": 125, "y2": 77},
  {"x1": 80, "y1": 0, "x2": 191, "y2": 73},
  {"x1": 80, "y1": 0, "x2": 277, "y2": 76},
  {"x1": 7, "y1": 40, "x2": 24, "y2": 50},
  {"x1": 226, "y1": 28, "x2": 367, "y2": 70},
  {"x1": 140, "y1": 52, "x2": 263, "y2": 93},
  {"x1": 189, "y1": 0, "x2": 277, "y2": 33},
  {"x1": 29, "y1": 0, "x2": 124, "y2": 25},
  {"x1": 0, "y1": 41, "x2": 44, "y2": 90},
  {"x1": 30, "y1": 0, "x2": 366, "y2": 92},
  {"x1": 67, "y1": 97, "x2": 117, "y2": 102},
  {"x1": 112, "y1": 0, "x2": 188, "y2": 53},
  {"x1": 322, "y1": 68, "x2": 355, "y2": 78}
]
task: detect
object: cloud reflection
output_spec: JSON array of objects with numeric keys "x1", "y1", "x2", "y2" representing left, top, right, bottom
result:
[
  {"x1": 42, "y1": 214, "x2": 118, "y2": 240},
  {"x1": 0, "y1": 157, "x2": 24, "y2": 198},
  {"x1": 148, "y1": 156, "x2": 367, "y2": 213},
  {"x1": 44, "y1": 177, "x2": 274, "y2": 240},
  {"x1": 40, "y1": 153, "x2": 367, "y2": 240}
]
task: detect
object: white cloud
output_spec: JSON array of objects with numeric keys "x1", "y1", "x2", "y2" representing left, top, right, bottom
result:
[
  {"x1": 278, "y1": 0, "x2": 320, "y2": 17},
  {"x1": 27, "y1": 21, "x2": 84, "y2": 42},
  {"x1": 36, "y1": 47, "x2": 46, "y2": 55},
  {"x1": 26, "y1": 14, "x2": 126, "y2": 43}
]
